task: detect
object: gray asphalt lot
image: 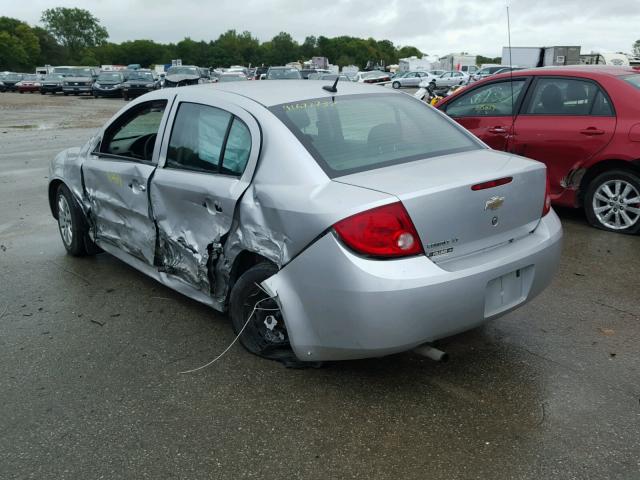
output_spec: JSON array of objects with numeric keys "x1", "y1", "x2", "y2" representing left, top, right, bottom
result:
[{"x1": 1, "y1": 91, "x2": 639, "y2": 480}]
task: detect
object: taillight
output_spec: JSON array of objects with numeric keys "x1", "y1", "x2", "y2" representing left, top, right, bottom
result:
[
  {"x1": 471, "y1": 177, "x2": 513, "y2": 191},
  {"x1": 333, "y1": 202, "x2": 424, "y2": 258},
  {"x1": 542, "y1": 173, "x2": 552, "y2": 216}
]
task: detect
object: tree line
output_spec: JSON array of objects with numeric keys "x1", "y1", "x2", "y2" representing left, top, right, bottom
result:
[{"x1": 0, "y1": 7, "x2": 425, "y2": 72}]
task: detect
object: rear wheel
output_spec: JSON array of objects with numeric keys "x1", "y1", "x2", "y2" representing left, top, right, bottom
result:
[
  {"x1": 584, "y1": 169, "x2": 640, "y2": 234},
  {"x1": 392, "y1": 81, "x2": 401, "y2": 89},
  {"x1": 229, "y1": 262, "x2": 300, "y2": 364},
  {"x1": 56, "y1": 184, "x2": 101, "y2": 256}
]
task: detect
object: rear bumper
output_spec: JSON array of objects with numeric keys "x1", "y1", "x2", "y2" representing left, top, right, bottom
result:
[{"x1": 263, "y1": 211, "x2": 563, "y2": 361}]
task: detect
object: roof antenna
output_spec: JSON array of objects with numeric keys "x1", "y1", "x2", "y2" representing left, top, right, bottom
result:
[{"x1": 322, "y1": 75, "x2": 339, "y2": 93}]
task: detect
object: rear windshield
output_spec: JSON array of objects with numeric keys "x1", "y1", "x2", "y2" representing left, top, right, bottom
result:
[
  {"x1": 271, "y1": 93, "x2": 480, "y2": 177},
  {"x1": 622, "y1": 74, "x2": 640, "y2": 90}
]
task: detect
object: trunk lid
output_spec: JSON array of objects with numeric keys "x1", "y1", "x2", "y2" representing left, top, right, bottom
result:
[{"x1": 334, "y1": 149, "x2": 547, "y2": 262}]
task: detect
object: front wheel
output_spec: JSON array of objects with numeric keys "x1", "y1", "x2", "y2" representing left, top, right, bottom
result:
[
  {"x1": 229, "y1": 262, "x2": 296, "y2": 363},
  {"x1": 56, "y1": 184, "x2": 101, "y2": 255},
  {"x1": 584, "y1": 169, "x2": 640, "y2": 234},
  {"x1": 392, "y1": 81, "x2": 401, "y2": 89}
]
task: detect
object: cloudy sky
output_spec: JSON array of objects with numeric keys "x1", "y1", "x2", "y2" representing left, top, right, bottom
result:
[{"x1": 5, "y1": 0, "x2": 639, "y2": 58}]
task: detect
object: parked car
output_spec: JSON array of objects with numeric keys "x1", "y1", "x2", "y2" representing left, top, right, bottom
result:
[
  {"x1": 2, "y1": 73, "x2": 24, "y2": 91},
  {"x1": 47, "y1": 80, "x2": 561, "y2": 364},
  {"x1": 432, "y1": 71, "x2": 470, "y2": 88},
  {"x1": 436, "y1": 66, "x2": 640, "y2": 233},
  {"x1": 122, "y1": 70, "x2": 160, "y2": 99},
  {"x1": 254, "y1": 66, "x2": 269, "y2": 80},
  {"x1": 93, "y1": 71, "x2": 126, "y2": 98},
  {"x1": 217, "y1": 72, "x2": 248, "y2": 83},
  {"x1": 62, "y1": 68, "x2": 97, "y2": 96},
  {"x1": 318, "y1": 74, "x2": 351, "y2": 82},
  {"x1": 16, "y1": 74, "x2": 42, "y2": 93},
  {"x1": 265, "y1": 67, "x2": 302, "y2": 80},
  {"x1": 473, "y1": 66, "x2": 509, "y2": 81},
  {"x1": 0, "y1": 80, "x2": 5, "y2": 92},
  {"x1": 392, "y1": 71, "x2": 435, "y2": 89},
  {"x1": 163, "y1": 66, "x2": 203, "y2": 87},
  {"x1": 40, "y1": 73, "x2": 65, "y2": 94},
  {"x1": 353, "y1": 70, "x2": 391, "y2": 84}
]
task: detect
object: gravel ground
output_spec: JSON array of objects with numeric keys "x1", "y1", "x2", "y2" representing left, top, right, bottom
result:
[{"x1": 0, "y1": 91, "x2": 639, "y2": 480}]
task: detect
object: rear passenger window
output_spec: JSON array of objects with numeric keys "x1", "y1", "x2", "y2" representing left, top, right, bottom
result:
[
  {"x1": 221, "y1": 118, "x2": 251, "y2": 175},
  {"x1": 524, "y1": 78, "x2": 611, "y2": 116},
  {"x1": 166, "y1": 103, "x2": 232, "y2": 173},
  {"x1": 591, "y1": 90, "x2": 614, "y2": 116}
]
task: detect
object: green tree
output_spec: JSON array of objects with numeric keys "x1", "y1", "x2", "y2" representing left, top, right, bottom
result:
[
  {"x1": 300, "y1": 36, "x2": 318, "y2": 59},
  {"x1": 266, "y1": 32, "x2": 299, "y2": 65},
  {"x1": 41, "y1": 7, "x2": 108, "y2": 62},
  {"x1": 0, "y1": 17, "x2": 40, "y2": 70},
  {"x1": 32, "y1": 26, "x2": 67, "y2": 66},
  {"x1": 398, "y1": 46, "x2": 423, "y2": 59}
]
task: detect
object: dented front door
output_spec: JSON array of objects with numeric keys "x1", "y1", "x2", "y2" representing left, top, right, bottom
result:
[
  {"x1": 150, "y1": 94, "x2": 261, "y2": 292},
  {"x1": 83, "y1": 99, "x2": 171, "y2": 264}
]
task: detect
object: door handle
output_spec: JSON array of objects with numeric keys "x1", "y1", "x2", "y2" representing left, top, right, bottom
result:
[
  {"x1": 488, "y1": 126, "x2": 507, "y2": 134},
  {"x1": 202, "y1": 198, "x2": 223, "y2": 213},
  {"x1": 128, "y1": 180, "x2": 146, "y2": 192},
  {"x1": 580, "y1": 128, "x2": 605, "y2": 136}
]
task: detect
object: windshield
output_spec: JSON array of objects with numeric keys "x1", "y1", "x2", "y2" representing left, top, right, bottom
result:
[
  {"x1": 98, "y1": 72, "x2": 122, "y2": 81},
  {"x1": 5, "y1": 74, "x2": 23, "y2": 81},
  {"x1": 271, "y1": 93, "x2": 480, "y2": 177},
  {"x1": 363, "y1": 71, "x2": 386, "y2": 78},
  {"x1": 23, "y1": 74, "x2": 38, "y2": 81},
  {"x1": 622, "y1": 74, "x2": 640, "y2": 90},
  {"x1": 44, "y1": 74, "x2": 64, "y2": 81},
  {"x1": 167, "y1": 66, "x2": 199, "y2": 76},
  {"x1": 71, "y1": 68, "x2": 93, "y2": 77},
  {"x1": 267, "y1": 68, "x2": 301, "y2": 80},
  {"x1": 127, "y1": 72, "x2": 154, "y2": 81}
]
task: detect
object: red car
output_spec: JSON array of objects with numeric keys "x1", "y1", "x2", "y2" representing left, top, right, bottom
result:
[
  {"x1": 16, "y1": 74, "x2": 42, "y2": 93},
  {"x1": 436, "y1": 66, "x2": 640, "y2": 233}
]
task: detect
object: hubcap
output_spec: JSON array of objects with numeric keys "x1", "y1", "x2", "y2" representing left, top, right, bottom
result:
[
  {"x1": 592, "y1": 179, "x2": 640, "y2": 230},
  {"x1": 243, "y1": 285, "x2": 288, "y2": 348},
  {"x1": 57, "y1": 195, "x2": 73, "y2": 246}
]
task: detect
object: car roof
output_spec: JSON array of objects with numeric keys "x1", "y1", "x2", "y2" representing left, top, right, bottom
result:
[
  {"x1": 491, "y1": 65, "x2": 638, "y2": 81},
  {"x1": 182, "y1": 80, "x2": 398, "y2": 107}
]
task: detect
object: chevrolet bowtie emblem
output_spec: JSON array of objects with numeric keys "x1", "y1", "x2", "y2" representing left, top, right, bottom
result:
[{"x1": 485, "y1": 196, "x2": 505, "y2": 211}]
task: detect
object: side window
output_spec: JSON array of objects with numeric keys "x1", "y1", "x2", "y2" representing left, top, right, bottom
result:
[
  {"x1": 591, "y1": 90, "x2": 614, "y2": 116},
  {"x1": 100, "y1": 100, "x2": 167, "y2": 161},
  {"x1": 166, "y1": 103, "x2": 232, "y2": 173},
  {"x1": 221, "y1": 118, "x2": 252, "y2": 175},
  {"x1": 524, "y1": 78, "x2": 600, "y2": 115},
  {"x1": 445, "y1": 80, "x2": 525, "y2": 117}
]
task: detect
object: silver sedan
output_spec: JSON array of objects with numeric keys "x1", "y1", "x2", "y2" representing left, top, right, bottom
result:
[
  {"x1": 391, "y1": 71, "x2": 434, "y2": 89},
  {"x1": 48, "y1": 81, "x2": 562, "y2": 364}
]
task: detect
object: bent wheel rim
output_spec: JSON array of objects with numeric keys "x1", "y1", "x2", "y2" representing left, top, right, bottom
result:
[
  {"x1": 57, "y1": 195, "x2": 73, "y2": 246},
  {"x1": 592, "y1": 179, "x2": 640, "y2": 230},
  {"x1": 242, "y1": 285, "x2": 289, "y2": 350}
]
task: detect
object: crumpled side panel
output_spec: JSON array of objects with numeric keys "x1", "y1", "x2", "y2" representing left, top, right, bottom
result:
[{"x1": 83, "y1": 160, "x2": 157, "y2": 264}]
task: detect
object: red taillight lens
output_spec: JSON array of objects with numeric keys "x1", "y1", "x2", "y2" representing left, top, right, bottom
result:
[
  {"x1": 471, "y1": 177, "x2": 513, "y2": 191},
  {"x1": 542, "y1": 173, "x2": 552, "y2": 216},
  {"x1": 333, "y1": 202, "x2": 424, "y2": 258}
]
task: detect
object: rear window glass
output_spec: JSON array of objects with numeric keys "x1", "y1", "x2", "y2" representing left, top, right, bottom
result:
[
  {"x1": 271, "y1": 94, "x2": 480, "y2": 177},
  {"x1": 622, "y1": 74, "x2": 640, "y2": 90}
]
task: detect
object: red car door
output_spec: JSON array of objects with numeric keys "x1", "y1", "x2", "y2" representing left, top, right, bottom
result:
[
  {"x1": 440, "y1": 77, "x2": 529, "y2": 151},
  {"x1": 508, "y1": 77, "x2": 616, "y2": 196}
]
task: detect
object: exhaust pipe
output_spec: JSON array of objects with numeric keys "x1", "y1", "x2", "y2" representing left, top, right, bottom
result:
[{"x1": 414, "y1": 344, "x2": 449, "y2": 362}]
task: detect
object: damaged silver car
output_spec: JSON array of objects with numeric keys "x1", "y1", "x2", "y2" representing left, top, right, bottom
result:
[{"x1": 48, "y1": 80, "x2": 562, "y2": 363}]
